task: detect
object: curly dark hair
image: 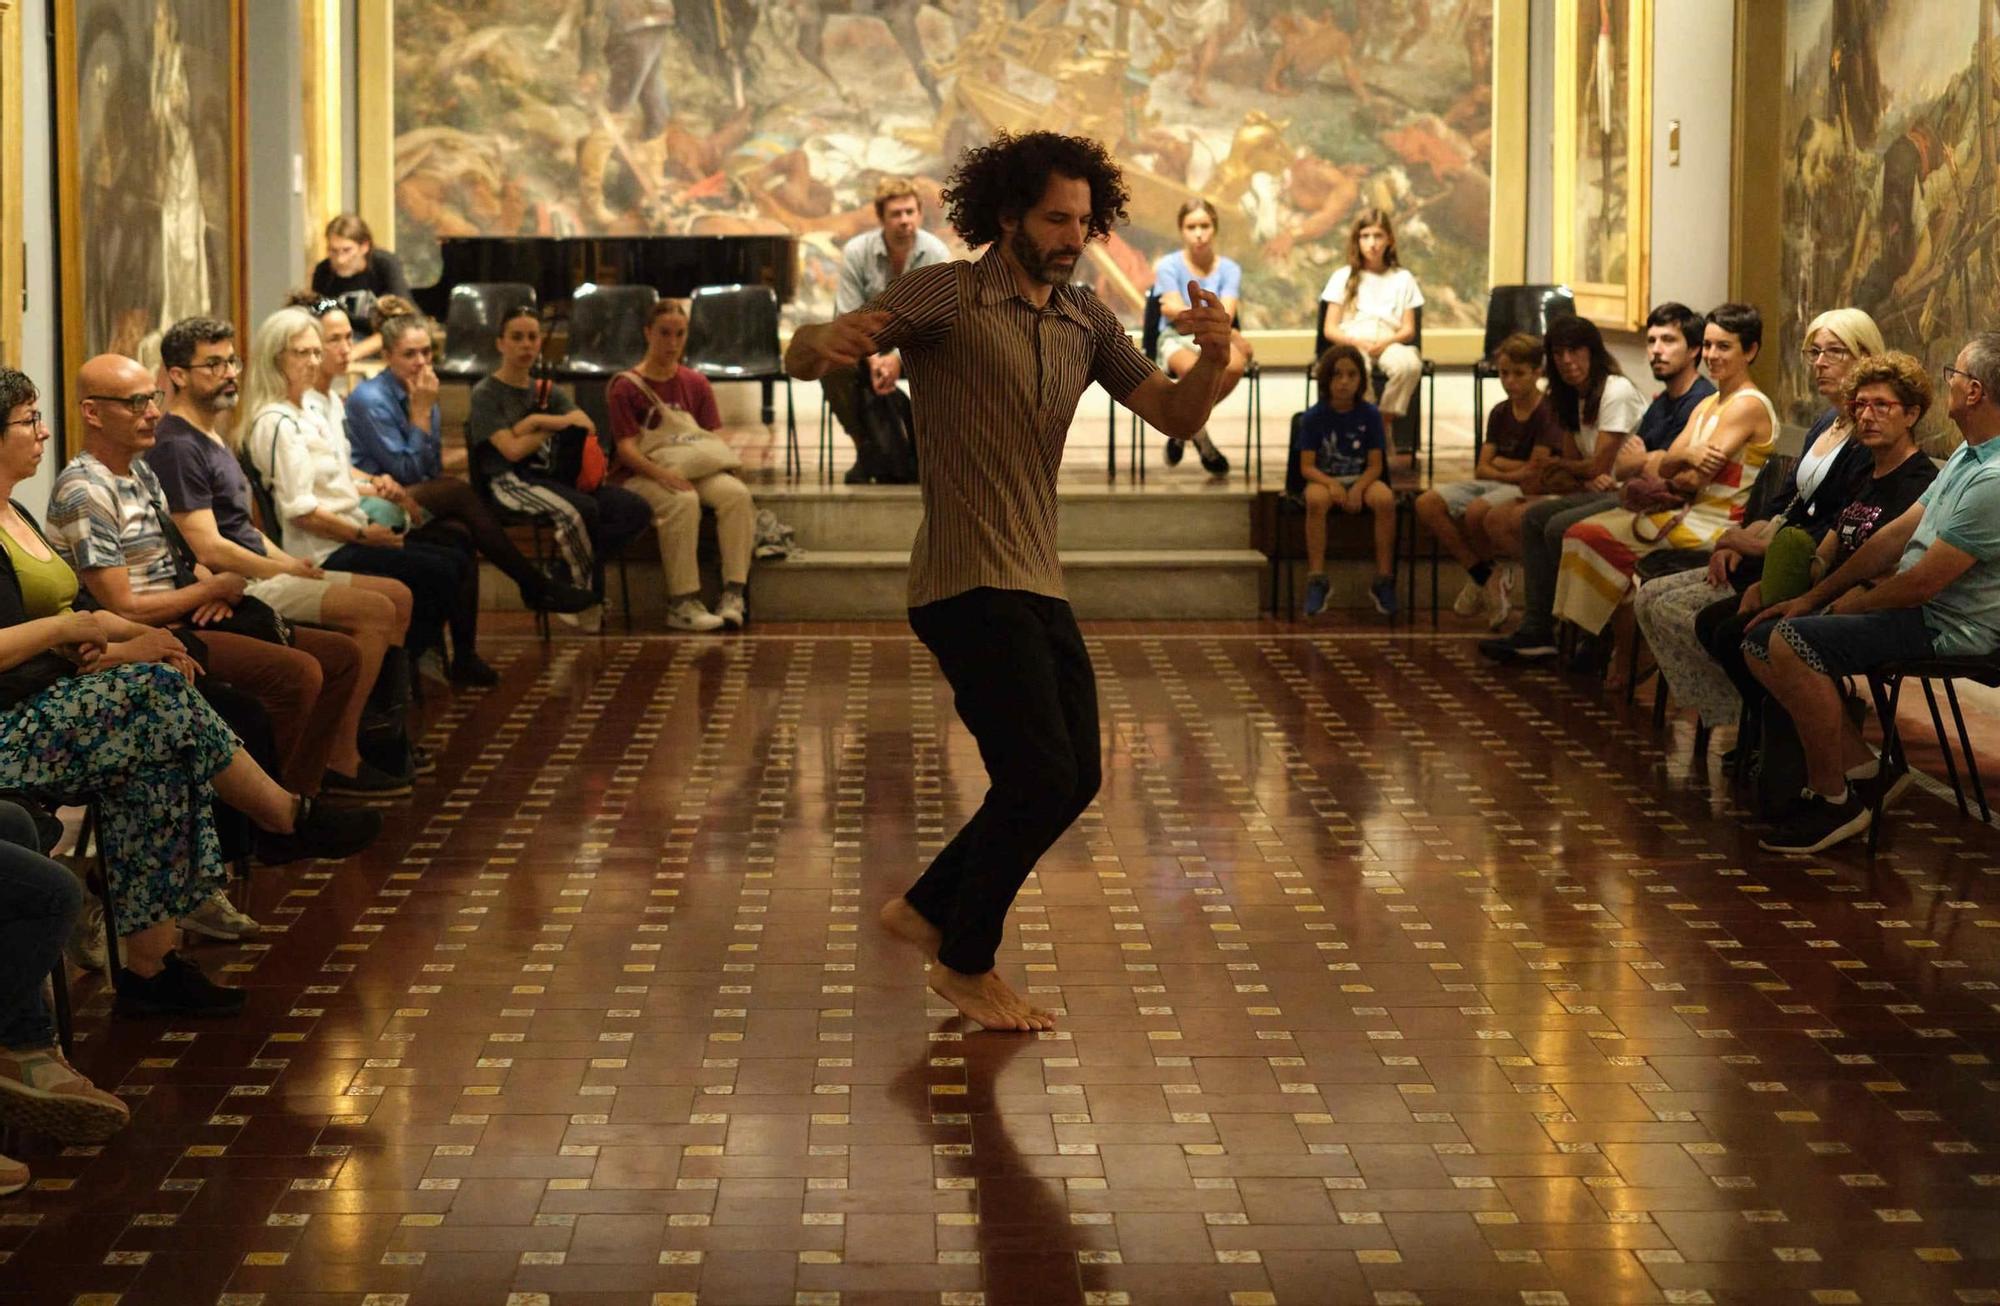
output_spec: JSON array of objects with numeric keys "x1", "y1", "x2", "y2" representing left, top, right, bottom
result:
[
  {"x1": 161, "y1": 316, "x2": 235, "y2": 370},
  {"x1": 940, "y1": 131, "x2": 1130, "y2": 248}
]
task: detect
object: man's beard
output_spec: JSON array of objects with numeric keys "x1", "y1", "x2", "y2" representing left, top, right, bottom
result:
[
  {"x1": 1649, "y1": 357, "x2": 1678, "y2": 379},
  {"x1": 1010, "y1": 228, "x2": 1081, "y2": 286},
  {"x1": 208, "y1": 386, "x2": 239, "y2": 413}
]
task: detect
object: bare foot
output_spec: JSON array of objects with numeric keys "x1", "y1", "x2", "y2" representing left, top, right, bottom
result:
[
  {"x1": 983, "y1": 971, "x2": 1057, "y2": 1032},
  {"x1": 928, "y1": 966, "x2": 1036, "y2": 1032},
  {"x1": 878, "y1": 896, "x2": 942, "y2": 955}
]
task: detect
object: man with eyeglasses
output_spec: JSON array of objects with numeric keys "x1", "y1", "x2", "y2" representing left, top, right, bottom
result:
[{"x1": 1744, "y1": 332, "x2": 2000, "y2": 853}]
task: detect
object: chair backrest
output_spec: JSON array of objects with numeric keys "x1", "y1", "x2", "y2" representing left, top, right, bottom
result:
[
  {"x1": 440, "y1": 282, "x2": 536, "y2": 379},
  {"x1": 566, "y1": 282, "x2": 659, "y2": 374},
  {"x1": 1742, "y1": 452, "x2": 1797, "y2": 523},
  {"x1": 684, "y1": 284, "x2": 782, "y2": 377},
  {"x1": 1285, "y1": 412, "x2": 1308, "y2": 499},
  {"x1": 1140, "y1": 291, "x2": 1164, "y2": 363},
  {"x1": 1481, "y1": 284, "x2": 1574, "y2": 361}
]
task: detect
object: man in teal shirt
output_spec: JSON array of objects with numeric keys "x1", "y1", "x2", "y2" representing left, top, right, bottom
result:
[{"x1": 1744, "y1": 332, "x2": 2000, "y2": 853}]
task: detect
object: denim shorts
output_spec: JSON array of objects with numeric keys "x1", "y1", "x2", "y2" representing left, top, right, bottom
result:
[
  {"x1": 1741, "y1": 606, "x2": 1935, "y2": 677},
  {"x1": 1432, "y1": 479, "x2": 1523, "y2": 517}
]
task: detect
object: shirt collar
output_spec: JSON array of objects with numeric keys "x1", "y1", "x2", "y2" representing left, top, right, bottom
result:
[
  {"x1": 1960, "y1": 434, "x2": 2000, "y2": 463},
  {"x1": 973, "y1": 248, "x2": 1092, "y2": 329}
]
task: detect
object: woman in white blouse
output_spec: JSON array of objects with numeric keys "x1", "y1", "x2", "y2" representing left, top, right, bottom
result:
[{"x1": 1317, "y1": 207, "x2": 1424, "y2": 421}]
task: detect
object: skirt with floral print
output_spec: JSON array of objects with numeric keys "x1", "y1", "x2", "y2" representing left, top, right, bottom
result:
[{"x1": 0, "y1": 663, "x2": 238, "y2": 935}]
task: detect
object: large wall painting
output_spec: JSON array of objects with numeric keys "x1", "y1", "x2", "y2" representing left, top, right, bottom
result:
[
  {"x1": 1552, "y1": 0, "x2": 1649, "y2": 331},
  {"x1": 55, "y1": 0, "x2": 243, "y2": 437},
  {"x1": 1780, "y1": 0, "x2": 1998, "y2": 433},
  {"x1": 387, "y1": 1, "x2": 1502, "y2": 336}
]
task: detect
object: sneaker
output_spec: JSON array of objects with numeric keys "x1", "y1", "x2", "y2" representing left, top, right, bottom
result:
[
  {"x1": 1192, "y1": 428, "x2": 1230, "y2": 477},
  {"x1": 1856, "y1": 765, "x2": 1916, "y2": 814},
  {"x1": 1164, "y1": 437, "x2": 1185, "y2": 467},
  {"x1": 716, "y1": 591, "x2": 747, "y2": 630},
  {"x1": 1303, "y1": 574, "x2": 1330, "y2": 618},
  {"x1": 1451, "y1": 578, "x2": 1485, "y2": 617},
  {"x1": 525, "y1": 578, "x2": 599, "y2": 614},
  {"x1": 0, "y1": 1154, "x2": 25, "y2": 1196},
  {"x1": 1368, "y1": 575, "x2": 1399, "y2": 618},
  {"x1": 322, "y1": 760, "x2": 414, "y2": 799},
  {"x1": 0, "y1": 1044, "x2": 131, "y2": 1143},
  {"x1": 65, "y1": 891, "x2": 107, "y2": 974},
  {"x1": 411, "y1": 745, "x2": 437, "y2": 778},
  {"x1": 1758, "y1": 786, "x2": 1872, "y2": 854},
  {"x1": 253, "y1": 797, "x2": 384, "y2": 867},
  {"x1": 178, "y1": 892, "x2": 260, "y2": 942},
  {"x1": 1487, "y1": 565, "x2": 1517, "y2": 630},
  {"x1": 414, "y1": 649, "x2": 448, "y2": 685},
  {"x1": 449, "y1": 654, "x2": 501, "y2": 689},
  {"x1": 665, "y1": 599, "x2": 726, "y2": 633},
  {"x1": 1478, "y1": 628, "x2": 1558, "y2": 664},
  {"x1": 557, "y1": 605, "x2": 605, "y2": 634},
  {"x1": 113, "y1": 951, "x2": 246, "y2": 1019}
]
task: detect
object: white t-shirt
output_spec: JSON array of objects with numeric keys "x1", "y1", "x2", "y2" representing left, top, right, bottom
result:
[
  {"x1": 1319, "y1": 266, "x2": 1424, "y2": 334},
  {"x1": 1576, "y1": 373, "x2": 1649, "y2": 458},
  {"x1": 246, "y1": 398, "x2": 368, "y2": 565}
]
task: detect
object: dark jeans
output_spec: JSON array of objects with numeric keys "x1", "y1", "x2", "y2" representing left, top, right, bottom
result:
[
  {"x1": 1517, "y1": 491, "x2": 1619, "y2": 638},
  {"x1": 326, "y1": 534, "x2": 477, "y2": 662},
  {"x1": 407, "y1": 477, "x2": 547, "y2": 594},
  {"x1": 905, "y1": 588, "x2": 1101, "y2": 975},
  {"x1": 0, "y1": 800, "x2": 83, "y2": 1050},
  {"x1": 1696, "y1": 594, "x2": 1762, "y2": 707},
  {"x1": 820, "y1": 361, "x2": 867, "y2": 443}
]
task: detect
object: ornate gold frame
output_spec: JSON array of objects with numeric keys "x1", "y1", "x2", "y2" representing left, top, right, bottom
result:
[
  {"x1": 0, "y1": 0, "x2": 23, "y2": 370},
  {"x1": 1551, "y1": 0, "x2": 1652, "y2": 332},
  {"x1": 300, "y1": 0, "x2": 345, "y2": 260}
]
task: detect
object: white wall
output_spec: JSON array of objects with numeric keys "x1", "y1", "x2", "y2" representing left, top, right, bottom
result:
[
  {"x1": 245, "y1": 2, "x2": 307, "y2": 320},
  {"x1": 17, "y1": 0, "x2": 57, "y2": 514}
]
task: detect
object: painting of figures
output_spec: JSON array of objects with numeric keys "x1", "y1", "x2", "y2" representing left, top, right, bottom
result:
[
  {"x1": 389, "y1": 0, "x2": 1498, "y2": 331},
  {"x1": 1781, "y1": 0, "x2": 1998, "y2": 432},
  {"x1": 56, "y1": 0, "x2": 241, "y2": 389},
  {"x1": 1552, "y1": 0, "x2": 1648, "y2": 330}
]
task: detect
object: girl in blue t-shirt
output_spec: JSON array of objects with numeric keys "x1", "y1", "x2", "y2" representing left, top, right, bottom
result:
[
  {"x1": 1293, "y1": 345, "x2": 1397, "y2": 618},
  {"x1": 1152, "y1": 199, "x2": 1254, "y2": 477}
]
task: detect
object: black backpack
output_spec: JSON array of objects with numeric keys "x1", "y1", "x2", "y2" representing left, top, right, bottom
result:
[{"x1": 852, "y1": 386, "x2": 919, "y2": 485}]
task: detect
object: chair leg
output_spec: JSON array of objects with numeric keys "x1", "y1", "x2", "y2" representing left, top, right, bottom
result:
[
  {"x1": 1624, "y1": 628, "x2": 1641, "y2": 707},
  {"x1": 619, "y1": 552, "x2": 634, "y2": 633},
  {"x1": 785, "y1": 379, "x2": 799, "y2": 483},
  {"x1": 1693, "y1": 720, "x2": 1712, "y2": 761},
  {"x1": 1865, "y1": 674, "x2": 1902, "y2": 854},
  {"x1": 1919, "y1": 680, "x2": 1968, "y2": 817},
  {"x1": 1941, "y1": 678, "x2": 1988, "y2": 820}
]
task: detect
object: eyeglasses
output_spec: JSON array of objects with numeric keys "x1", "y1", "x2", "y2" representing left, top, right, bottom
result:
[
  {"x1": 185, "y1": 356, "x2": 242, "y2": 375},
  {"x1": 1848, "y1": 399, "x2": 1908, "y2": 418},
  {"x1": 1941, "y1": 364, "x2": 1981, "y2": 388},
  {"x1": 2, "y1": 411, "x2": 44, "y2": 431},
  {"x1": 83, "y1": 390, "x2": 166, "y2": 415},
  {"x1": 285, "y1": 346, "x2": 325, "y2": 361},
  {"x1": 1802, "y1": 345, "x2": 1853, "y2": 362}
]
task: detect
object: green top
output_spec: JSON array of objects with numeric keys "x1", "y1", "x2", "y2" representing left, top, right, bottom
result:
[{"x1": 1, "y1": 524, "x2": 78, "y2": 619}]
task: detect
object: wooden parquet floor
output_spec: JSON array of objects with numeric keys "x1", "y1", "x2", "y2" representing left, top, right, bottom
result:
[{"x1": 7, "y1": 631, "x2": 2000, "y2": 1306}]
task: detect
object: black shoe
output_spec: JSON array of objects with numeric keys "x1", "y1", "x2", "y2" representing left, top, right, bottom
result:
[
  {"x1": 1758, "y1": 787, "x2": 1872, "y2": 854},
  {"x1": 1853, "y1": 765, "x2": 1915, "y2": 814},
  {"x1": 114, "y1": 952, "x2": 246, "y2": 1018},
  {"x1": 254, "y1": 797, "x2": 383, "y2": 866},
  {"x1": 449, "y1": 655, "x2": 501, "y2": 689},
  {"x1": 411, "y1": 745, "x2": 437, "y2": 778},
  {"x1": 1477, "y1": 629, "x2": 1558, "y2": 664},
  {"x1": 1164, "y1": 438, "x2": 1185, "y2": 467},
  {"x1": 1193, "y1": 431, "x2": 1230, "y2": 477},
  {"x1": 525, "y1": 580, "x2": 599, "y2": 615},
  {"x1": 1567, "y1": 635, "x2": 1610, "y2": 677},
  {"x1": 322, "y1": 760, "x2": 414, "y2": 799},
  {"x1": 843, "y1": 465, "x2": 870, "y2": 485}
]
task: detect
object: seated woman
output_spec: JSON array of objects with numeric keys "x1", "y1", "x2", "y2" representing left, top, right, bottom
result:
[
  {"x1": 1295, "y1": 345, "x2": 1399, "y2": 619},
  {"x1": 342, "y1": 298, "x2": 599, "y2": 633},
  {"x1": 606, "y1": 299, "x2": 756, "y2": 633},
  {"x1": 1635, "y1": 308, "x2": 1883, "y2": 734},
  {"x1": 310, "y1": 213, "x2": 412, "y2": 364},
  {"x1": 466, "y1": 307, "x2": 652, "y2": 619},
  {"x1": 1317, "y1": 207, "x2": 1423, "y2": 428},
  {"x1": 1153, "y1": 199, "x2": 1253, "y2": 477},
  {"x1": 0, "y1": 369, "x2": 376, "y2": 1018},
  {"x1": 1552, "y1": 303, "x2": 1778, "y2": 690},
  {"x1": 240, "y1": 306, "x2": 489, "y2": 687}
]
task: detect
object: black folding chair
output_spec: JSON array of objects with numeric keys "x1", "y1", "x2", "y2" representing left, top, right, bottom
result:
[
  {"x1": 563, "y1": 283, "x2": 658, "y2": 375},
  {"x1": 684, "y1": 284, "x2": 798, "y2": 478},
  {"x1": 1470, "y1": 285, "x2": 1575, "y2": 439},
  {"x1": 1863, "y1": 652, "x2": 2000, "y2": 851},
  {"x1": 437, "y1": 283, "x2": 537, "y2": 381}
]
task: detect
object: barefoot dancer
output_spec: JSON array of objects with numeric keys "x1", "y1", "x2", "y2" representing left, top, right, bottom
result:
[{"x1": 785, "y1": 132, "x2": 1234, "y2": 1032}]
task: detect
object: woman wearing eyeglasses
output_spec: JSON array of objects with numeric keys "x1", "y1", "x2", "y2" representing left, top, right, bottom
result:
[
  {"x1": 1634, "y1": 308, "x2": 1886, "y2": 736},
  {"x1": 0, "y1": 366, "x2": 378, "y2": 1017}
]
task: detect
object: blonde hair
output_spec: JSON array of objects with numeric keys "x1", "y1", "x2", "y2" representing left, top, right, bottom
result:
[
  {"x1": 872, "y1": 176, "x2": 920, "y2": 219},
  {"x1": 236, "y1": 307, "x2": 322, "y2": 450},
  {"x1": 1802, "y1": 308, "x2": 1886, "y2": 361}
]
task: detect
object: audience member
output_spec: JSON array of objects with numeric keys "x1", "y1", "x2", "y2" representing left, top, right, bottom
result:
[
  {"x1": 1318, "y1": 208, "x2": 1423, "y2": 426},
  {"x1": 1744, "y1": 333, "x2": 2000, "y2": 853},
  {"x1": 344, "y1": 298, "x2": 596, "y2": 633},
  {"x1": 309, "y1": 214, "x2": 413, "y2": 363},
  {"x1": 1294, "y1": 345, "x2": 1397, "y2": 619},
  {"x1": 1633, "y1": 302, "x2": 1717, "y2": 453},
  {"x1": 607, "y1": 300, "x2": 756, "y2": 633},
  {"x1": 1414, "y1": 332, "x2": 1559, "y2": 625},
  {"x1": 1155, "y1": 199, "x2": 1252, "y2": 476},
  {"x1": 1636, "y1": 308, "x2": 1884, "y2": 732},
  {"x1": 466, "y1": 307, "x2": 651, "y2": 614},
  {"x1": 1478, "y1": 314, "x2": 1650, "y2": 663},
  {"x1": 826, "y1": 178, "x2": 950, "y2": 481},
  {"x1": 0, "y1": 798, "x2": 129, "y2": 1181},
  {"x1": 1553, "y1": 303, "x2": 1777, "y2": 689},
  {"x1": 0, "y1": 366, "x2": 377, "y2": 1017}
]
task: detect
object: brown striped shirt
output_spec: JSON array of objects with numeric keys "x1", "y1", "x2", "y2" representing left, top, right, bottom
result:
[{"x1": 868, "y1": 251, "x2": 1157, "y2": 609}]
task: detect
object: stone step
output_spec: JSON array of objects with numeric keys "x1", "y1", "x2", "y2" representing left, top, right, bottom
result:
[
  {"x1": 756, "y1": 484, "x2": 1256, "y2": 553},
  {"x1": 747, "y1": 549, "x2": 1267, "y2": 621}
]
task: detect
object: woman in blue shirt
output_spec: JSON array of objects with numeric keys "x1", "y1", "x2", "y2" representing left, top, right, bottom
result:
[{"x1": 1153, "y1": 200, "x2": 1253, "y2": 477}]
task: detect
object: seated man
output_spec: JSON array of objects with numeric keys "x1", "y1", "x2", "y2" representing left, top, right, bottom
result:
[
  {"x1": 1744, "y1": 332, "x2": 2000, "y2": 853},
  {"x1": 826, "y1": 178, "x2": 949, "y2": 482}
]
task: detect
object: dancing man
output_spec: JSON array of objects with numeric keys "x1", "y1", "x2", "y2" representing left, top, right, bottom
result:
[{"x1": 785, "y1": 132, "x2": 1234, "y2": 1031}]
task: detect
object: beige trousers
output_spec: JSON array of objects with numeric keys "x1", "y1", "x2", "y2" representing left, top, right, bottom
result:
[
  {"x1": 1345, "y1": 319, "x2": 1423, "y2": 417},
  {"x1": 624, "y1": 472, "x2": 755, "y2": 596}
]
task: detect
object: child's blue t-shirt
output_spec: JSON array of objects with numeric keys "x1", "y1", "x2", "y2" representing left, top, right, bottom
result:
[
  {"x1": 1152, "y1": 250, "x2": 1243, "y2": 304},
  {"x1": 1293, "y1": 400, "x2": 1385, "y2": 478}
]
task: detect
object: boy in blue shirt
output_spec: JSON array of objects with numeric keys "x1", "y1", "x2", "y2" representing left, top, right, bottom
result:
[{"x1": 1295, "y1": 344, "x2": 1397, "y2": 616}]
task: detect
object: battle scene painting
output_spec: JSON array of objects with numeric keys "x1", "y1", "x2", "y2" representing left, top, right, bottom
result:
[
  {"x1": 1782, "y1": 0, "x2": 1998, "y2": 436},
  {"x1": 390, "y1": 0, "x2": 1497, "y2": 331}
]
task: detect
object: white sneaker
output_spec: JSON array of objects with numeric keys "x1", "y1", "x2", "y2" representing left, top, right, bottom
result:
[
  {"x1": 178, "y1": 892, "x2": 261, "y2": 941},
  {"x1": 1487, "y1": 564, "x2": 1518, "y2": 630},
  {"x1": 665, "y1": 599, "x2": 726, "y2": 633},
  {"x1": 1451, "y1": 579, "x2": 1485, "y2": 617},
  {"x1": 556, "y1": 605, "x2": 605, "y2": 633},
  {"x1": 65, "y1": 892, "x2": 107, "y2": 973},
  {"x1": 716, "y1": 591, "x2": 746, "y2": 629}
]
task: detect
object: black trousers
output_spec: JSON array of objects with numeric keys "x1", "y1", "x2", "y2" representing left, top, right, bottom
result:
[
  {"x1": 1695, "y1": 593, "x2": 1763, "y2": 706},
  {"x1": 905, "y1": 588, "x2": 1101, "y2": 975},
  {"x1": 326, "y1": 534, "x2": 477, "y2": 662}
]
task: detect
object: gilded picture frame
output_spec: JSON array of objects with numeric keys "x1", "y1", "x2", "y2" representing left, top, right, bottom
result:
[
  {"x1": 1552, "y1": 0, "x2": 1653, "y2": 332},
  {"x1": 0, "y1": 0, "x2": 23, "y2": 371},
  {"x1": 54, "y1": 0, "x2": 246, "y2": 449}
]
